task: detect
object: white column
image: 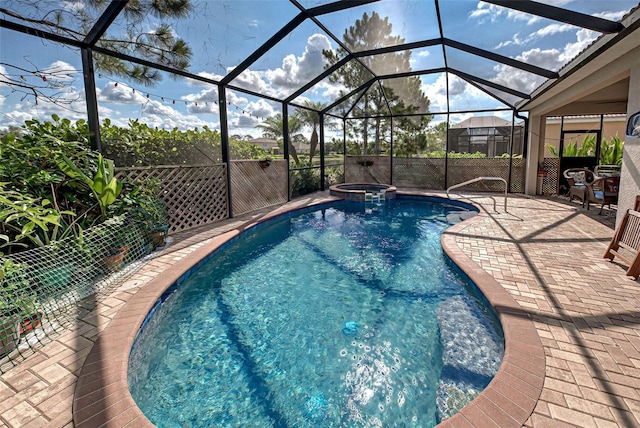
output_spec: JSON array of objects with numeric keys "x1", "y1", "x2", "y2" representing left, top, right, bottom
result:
[
  {"x1": 617, "y1": 55, "x2": 640, "y2": 225},
  {"x1": 525, "y1": 114, "x2": 546, "y2": 195}
]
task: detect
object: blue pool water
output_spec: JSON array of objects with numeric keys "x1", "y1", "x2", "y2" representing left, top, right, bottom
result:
[{"x1": 129, "y1": 198, "x2": 504, "y2": 427}]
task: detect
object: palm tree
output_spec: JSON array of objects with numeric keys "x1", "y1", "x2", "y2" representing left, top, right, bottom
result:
[
  {"x1": 296, "y1": 101, "x2": 327, "y2": 163},
  {"x1": 256, "y1": 114, "x2": 303, "y2": 164}
]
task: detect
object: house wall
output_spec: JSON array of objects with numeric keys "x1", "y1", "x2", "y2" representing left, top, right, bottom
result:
[
  {"x1": 523, "y1": 21, "x2": 640, "y2": 219},
  {"x1": 619, "y1": 55, "x2": 640, "y2": 220},
  {"x1": 543, "y1": 116, "x2": 627, "y2": 157}
]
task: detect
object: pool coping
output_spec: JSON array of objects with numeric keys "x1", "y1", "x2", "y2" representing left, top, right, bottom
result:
[{"x1": 73, "y1": 193, "x2": 544, "y2": 427}]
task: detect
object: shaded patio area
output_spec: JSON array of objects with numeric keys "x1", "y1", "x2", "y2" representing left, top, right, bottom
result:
[{"x1": 0, "y1": 191, "x2": 639, "y2": 427}]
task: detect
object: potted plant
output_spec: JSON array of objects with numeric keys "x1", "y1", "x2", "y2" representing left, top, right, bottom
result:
[
  {"x1": 0, "y1": 259, "x2": 37, "y2": 356},
  {"x1": 259, "y1": 158, "x2": 272, "y2": 169},
  {"x1": 110, "y1": 179, "x2": 169, "y2": 249},
  {"x1": 90, "y1": 215, "x2": 132, "y2": 273}
]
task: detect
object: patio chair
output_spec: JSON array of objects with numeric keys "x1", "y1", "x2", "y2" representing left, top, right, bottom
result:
[
  {"x1": 604, "y1": 208, "x2": 640, "y2": 279},
  {"x1": 563, "y1": 168, "x2": 595, "y2": 206},
  {"x1": 594, "y1": 165, "x2": 621, "y2": 177},
  {"x1": 585, "y1": 175, "x2": 620, "y2": 214}
]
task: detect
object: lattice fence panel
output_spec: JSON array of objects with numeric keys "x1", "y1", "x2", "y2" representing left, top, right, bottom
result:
[
  {"x1": 541, "y1": 157, "x2": 560, "y2": 195},
  {"x1": 393, "y1": 157, "x2": 445, "y2": 189},
  {"x1": 230, "y1": 160, "x2": 288, "y2": 216},
  {"x1": 509, "y1": 158, "x2": 526, "y2": 193},
  {"x1": 345, "y1": 156, "x2": 391, "y2": 183},
  {"x1": 447, "y1": 158, "x2": 525, "y2": 192},
  {"x1": 116, "y1": 164, "x2": 228, "y2": 233}
]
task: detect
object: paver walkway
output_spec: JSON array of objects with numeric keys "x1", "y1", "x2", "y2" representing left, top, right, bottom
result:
[{"x1": 0, "y1": 192, "x2": 638, "y2": 427}]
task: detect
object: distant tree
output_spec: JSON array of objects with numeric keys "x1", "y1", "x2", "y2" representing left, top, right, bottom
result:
[
  {"x1": 295, "y1": 100, "x2": 340, "y2": 164},
  {"x1": 1, "y1": 0, "x2": 193, "y2": 107},
  {"x1": 256, "y1": 114, "x2": 302, "y2": 164},
  {"x1": 424, "y1": 122, "x2": 449, "y2": 153},
  {"x1": 323, "y1": 12, "x2": 431, "y2": 155}
]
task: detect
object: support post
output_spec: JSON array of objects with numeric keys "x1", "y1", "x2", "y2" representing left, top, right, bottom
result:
[
  {"x1": 219, "y1": 86, "x2": 233, "y2": 218},
  {"x1": 319, "y1": 113, "x2": 326, "y2": 191},
  {"x1": 81, "y1": 48, "x2": 101, "y2": 152},
  {"x1": 283, "y1": 104, "x2": 291, "y2": 201}
]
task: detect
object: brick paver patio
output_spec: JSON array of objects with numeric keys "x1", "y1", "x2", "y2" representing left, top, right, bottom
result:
[{"x1": 1, "y1": 191, "x2": 638, "y2": 427}]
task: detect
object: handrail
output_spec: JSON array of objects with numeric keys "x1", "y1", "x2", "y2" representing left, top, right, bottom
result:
[{"x1": 446, "y1": 176, "x2": 508, "y2": 212}]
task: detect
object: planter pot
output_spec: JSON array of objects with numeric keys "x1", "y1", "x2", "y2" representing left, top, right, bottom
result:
[
  {"x1": 0, "y1": 316, "x2": 20, "y2": 357},
  {"x1": 150, "y1": 225, "x2": 169, "y2": 248},
  {"x1": 151, "y1": 230, "x2": 166, "y2": 247},
  {"x1": 19, "y1": 311, "x2": 43, "y2": 336},
  {"x1": 99, "y1": 246, "x2": 129, "y2": 272}
]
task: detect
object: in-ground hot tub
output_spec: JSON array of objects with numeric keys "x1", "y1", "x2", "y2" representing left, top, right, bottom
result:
[{"x1": 329, "y1": 183, "x2": 397, "y2": 201}]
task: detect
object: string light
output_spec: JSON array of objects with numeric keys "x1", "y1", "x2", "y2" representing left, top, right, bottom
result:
[{"x1": 103, "y1": 76, "x2": 265, "y2": 120}]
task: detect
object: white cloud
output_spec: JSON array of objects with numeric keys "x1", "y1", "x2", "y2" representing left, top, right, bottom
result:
[
  {"x1": 265, "y1": 33, "x2": 332, "y2": 93},
  {"x1": 182, "y1": 88, "x2": 220, "y2": 114},
  {"x1": 186, "y1": 72, "x2": 224, "y2": 87},
  {"x1": 227, "y1": 98, "x2": 278, "y2": 136},
  {"x1": 561, "y1": 28, "x2": 598, "y2": 61},
  {"x1": 470, "y1": 2, "x2": 539, "y2": 25},
  {"x1": 492, "y1": 48, "x2": 555, "y2": 93},
  {"x1": 494, "y1": 34, "x2": 525, "y2": 49},
  {"x1": 0, "y1": 64, "x2": 7, "y2": 88},
  {"x1": 233, "y1": 68, "x2": 273, "y2": 96},
  {"x1": 246, "y1": 98, "x2": 277, "y2": 119},
  {"x1": 595, "y1": 10, "x2": 628, "y2": 21},
  {"x1": 0, "y1": 93, "x2": 87, "y2": 128},
  {"x1": 495, "y1": 23, "x2": 573, "y2": 50},
  {"x1": 491, "y1": 14, "x2": 609, "y2": 92},
  {"x1": 530, "y1": 23, "x2": 574, "y2": 38},
  {"x1": 420, "y1": 74, "x2": 449, "y2": 113},
  {"x1": 99, "y1": 82, "x2": 149, "y2": 104}
]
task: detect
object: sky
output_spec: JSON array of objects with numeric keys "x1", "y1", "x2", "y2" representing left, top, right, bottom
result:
[{"x1": 0, "y1": 0, "x2": 637, "y2": 138}]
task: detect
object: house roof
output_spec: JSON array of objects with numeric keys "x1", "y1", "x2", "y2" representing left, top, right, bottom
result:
[
  {"x1": 451, "y1": 116, "x2": 522, "y2": 129},
  {"x1": 249, "y1": 138, "x2": 277, "y2": 145},
  {"x1": 2, "y1": 1, "x2": 637, "y2": 121}
]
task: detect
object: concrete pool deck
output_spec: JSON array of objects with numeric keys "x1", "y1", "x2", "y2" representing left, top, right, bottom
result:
[{"x1": 1, "y1": 191, "x2": 639, "y2": 427}]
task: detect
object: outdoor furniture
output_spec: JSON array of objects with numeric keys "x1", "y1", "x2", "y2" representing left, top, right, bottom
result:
[
  {"x1": 604, "y1": 208, "x2": 640, "y2": 279},
  {"x1": 586, "y1": 175, "x2": 620, "y2": 214},
  {"x1": 594, "y1": 165, "x2": 621, "y2": 177},
  {"x1": 563, "y1": 168, "x2": 595, "y2": 206}
]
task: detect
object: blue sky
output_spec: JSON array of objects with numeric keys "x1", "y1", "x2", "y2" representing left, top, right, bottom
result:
[{"x1": 0, "y1": 0, "x2": 637, "y2": 137}]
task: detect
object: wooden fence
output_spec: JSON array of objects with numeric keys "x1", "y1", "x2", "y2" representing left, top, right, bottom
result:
[
  {"x1": 346, "y1": 156, "x2": 526, "y2": 192},
  {"x1": 116, "y1": 156, "x2": 533, "y2": 235}
]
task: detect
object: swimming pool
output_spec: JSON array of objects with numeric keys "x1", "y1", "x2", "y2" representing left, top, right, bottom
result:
[{"x1": 128, "y1": 197, "x2": 504, "y2": 427}]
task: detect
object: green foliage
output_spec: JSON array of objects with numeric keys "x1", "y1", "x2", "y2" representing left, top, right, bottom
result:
[
  {"x1": 0, "y1": 259, "x2": 36, "y2": 317},
  {"x1": 0, "y1": 184, "x2": 76, "y2": 250},
  {"x1": 0, "y1": 115, "x2": 95, "y2": 200},
  {"x1": 57, "y1": 154, "x2": 122, "y2": 221},
  {"x1": 545, "y1": 134, "x2": 624, "y2": 165},
  {"x1": 109, "y1": 179, "x2": 168, "y2": 232},
  {"x1": 256, "y1": 114, "x2": 302, "y2": 164},
  {"x1": 325, "y1": 166, "x2": 345, "y2": 186},
  {"x1": 0, "y1": 116, "x2": 103, "y2": 252},
  {"x1": 291, "y1": 167, "x2": 320, "y2": 198},
  {"x1": 545, "y1": 144, "x2": 559, "y2": 157},
  {"x1": 323, "y1": 12, "x2": 431, "y2": 154},
  {"x1": 394, "y1": 116, "x2": 431, "y2": 157},
  {"x1": 600, "y1": 133, "x2": 624, "y2": 165},
  {"x1": 102, "y1": 119, "x2": 223, "y2": 166},
  {"x1": 546, "y1": 134, "x2": 595, "y2": 157}
]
